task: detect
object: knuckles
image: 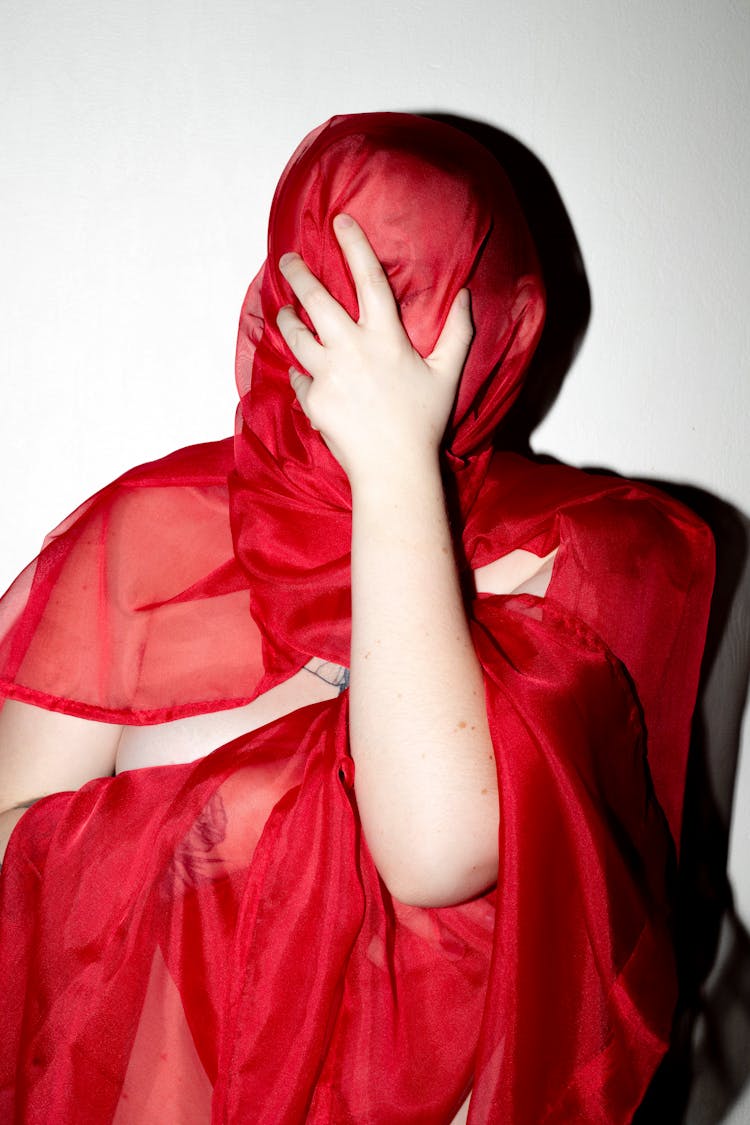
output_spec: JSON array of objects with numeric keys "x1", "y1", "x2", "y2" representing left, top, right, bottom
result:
[
  {"x1": 362, "y1": 264, "x2": 389, "y2": 289},
  {"x1": 299, "y1": 285, "x2": 328, "y2": 314}
]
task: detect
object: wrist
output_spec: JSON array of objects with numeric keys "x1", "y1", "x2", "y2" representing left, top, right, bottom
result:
[{"x1": 348, "y1": 446, "x2": 442, "y2": 506}]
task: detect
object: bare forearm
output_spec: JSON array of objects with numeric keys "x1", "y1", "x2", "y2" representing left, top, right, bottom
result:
[
  {"x1": 276, "y1": 217, "x2": 495, "y2": 904},
  {"x1": 349, "y1": 455, "x2": 498, "y2": 906}
]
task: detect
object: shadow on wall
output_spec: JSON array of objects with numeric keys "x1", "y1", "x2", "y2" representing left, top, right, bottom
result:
[
  {"x1": 424, "y1": 111, "x2": 750, "y2": 1125},
  {"x1": 424, "y1": 111, "x2": 592, "y2": 448},
  {"x1": 636, "y1": 489, "x2": 750, "y2": 1125}
]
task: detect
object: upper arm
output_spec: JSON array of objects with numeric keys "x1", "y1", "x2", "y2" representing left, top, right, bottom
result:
[{"x1": 0, "y1": 699, "x2": 122, "y2": 812}]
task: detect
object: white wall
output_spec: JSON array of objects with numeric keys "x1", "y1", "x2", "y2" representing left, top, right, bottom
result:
[{"x1": 1, "y1": 0, "x2": 748, "y2": 1110}]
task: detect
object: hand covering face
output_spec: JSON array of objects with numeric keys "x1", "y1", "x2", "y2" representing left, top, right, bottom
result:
[{"x1": 230, "y1": 112, "x2": 546, "y2": 677}]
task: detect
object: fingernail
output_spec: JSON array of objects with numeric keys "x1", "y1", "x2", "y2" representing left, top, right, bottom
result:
[
  {"x1": 279, "y1": 252, "x2": 298, "y2": 270},
  {"x1": 458, "y1": 288, "x2": 470, "y2": 309},
  {"x1": 334, "y1": 213, "x2": 354, "y2": 229}
]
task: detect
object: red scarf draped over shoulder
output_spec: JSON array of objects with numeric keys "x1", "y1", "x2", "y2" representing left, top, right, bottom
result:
[{"x1": 0, "y1": 114, "x2": 713, "y2": 1123}]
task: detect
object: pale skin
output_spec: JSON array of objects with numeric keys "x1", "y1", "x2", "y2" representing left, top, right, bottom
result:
[
  {"x1": 0, "y1": 224, "x2": 554, "y2": 1120},
  {"x1": 278, "y1": 212, "x2": 498, "y2": 906},
  {"x1": 0, "y1": 587, "x2": 547, "y2": 1125},
  {"x1": 0, "y1": 217, "x2": 557, "y2": 914},
  {"x1": 0, "y1": 546, "x2": 554, "y2": 866}
]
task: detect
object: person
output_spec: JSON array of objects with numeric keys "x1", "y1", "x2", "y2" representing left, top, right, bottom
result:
[{"x1": 0, "y1": 113, "x2": 714, "y2": 1123}]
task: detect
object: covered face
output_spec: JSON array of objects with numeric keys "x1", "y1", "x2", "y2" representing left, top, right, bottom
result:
[
  {"x1": 235, "y1": 113, "x2": 546, "y2": 475},
  {"x1": 231, "y1": 113, "x2": 546, "y2": 671}
]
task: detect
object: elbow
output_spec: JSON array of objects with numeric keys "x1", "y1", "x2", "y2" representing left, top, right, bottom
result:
[{"x1": 377, "y1": 842, "x2": 499, "y2": 908}]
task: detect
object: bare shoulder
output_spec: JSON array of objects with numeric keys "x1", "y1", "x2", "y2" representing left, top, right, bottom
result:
[{"x1": 473, "y1": 547, "x2": 558, "y2": 598}]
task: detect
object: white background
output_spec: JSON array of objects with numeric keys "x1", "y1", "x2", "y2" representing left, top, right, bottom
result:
[{"x1": 1, "y1": 2, "x2": 748, "y2": 1117}]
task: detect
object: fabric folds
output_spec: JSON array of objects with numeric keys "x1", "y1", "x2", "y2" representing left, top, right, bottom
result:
[
  {"x1": 0, "y1": 113, "x2": 714, "y2": 1122},
  {"x1": 1, "y1": 590, "x2": 690, "y2": 1122}
]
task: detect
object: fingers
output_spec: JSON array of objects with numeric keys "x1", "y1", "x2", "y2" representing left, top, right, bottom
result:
[
  {"x1": 279, "y1": 215, "x2": 399, "y2": 338},
  {"x1": 427, "y1": 289, "x2": 474, "y2": 385},
  {"x1": 278, "y1": 252, "x2": 350, "y2": 345},
  {"x1": 332, "y1": 214, "x2": 399, "y2": 327},
  {"x1": 276, "y1": 303, "x2": 325, "y2": 373},
  {"x1": 288, "y1": 366, "x2": 318, "y2": 427}
]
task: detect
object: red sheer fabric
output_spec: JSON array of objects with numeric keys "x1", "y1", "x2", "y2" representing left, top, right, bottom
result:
[
  {"x1": 0, "y1": 114, "x2": 713, "y2": 1122},
  {"x1": 230, "y1": 115, "x2": 547, "y2": 680}
]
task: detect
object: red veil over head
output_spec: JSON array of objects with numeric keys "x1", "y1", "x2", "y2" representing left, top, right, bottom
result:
[
  {"x1": 230, "y1": 112, "x2": 546, "y2": 677},
  {"x1": 0, "y1": 114, "x2": 714, "y2": 1123}
]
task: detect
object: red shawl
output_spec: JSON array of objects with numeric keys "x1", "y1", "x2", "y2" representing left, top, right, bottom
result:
[{"x1": 0, "y1": 114, "x2": 713, "y2": 1123}]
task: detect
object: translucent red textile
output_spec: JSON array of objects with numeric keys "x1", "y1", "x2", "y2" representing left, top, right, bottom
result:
[{"x1": 0, "y1": 114, "x2": 714, "y2": 1122}]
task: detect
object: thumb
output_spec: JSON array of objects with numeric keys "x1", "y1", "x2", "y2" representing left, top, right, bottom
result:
[{"x1": 427, "y1": 288, "x2": 474, "y2": 386}]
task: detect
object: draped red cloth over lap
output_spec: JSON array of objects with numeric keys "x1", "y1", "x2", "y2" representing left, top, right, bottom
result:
[{"x1": 0, "y1": 114, "x2": 713, "y2": 1122}]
